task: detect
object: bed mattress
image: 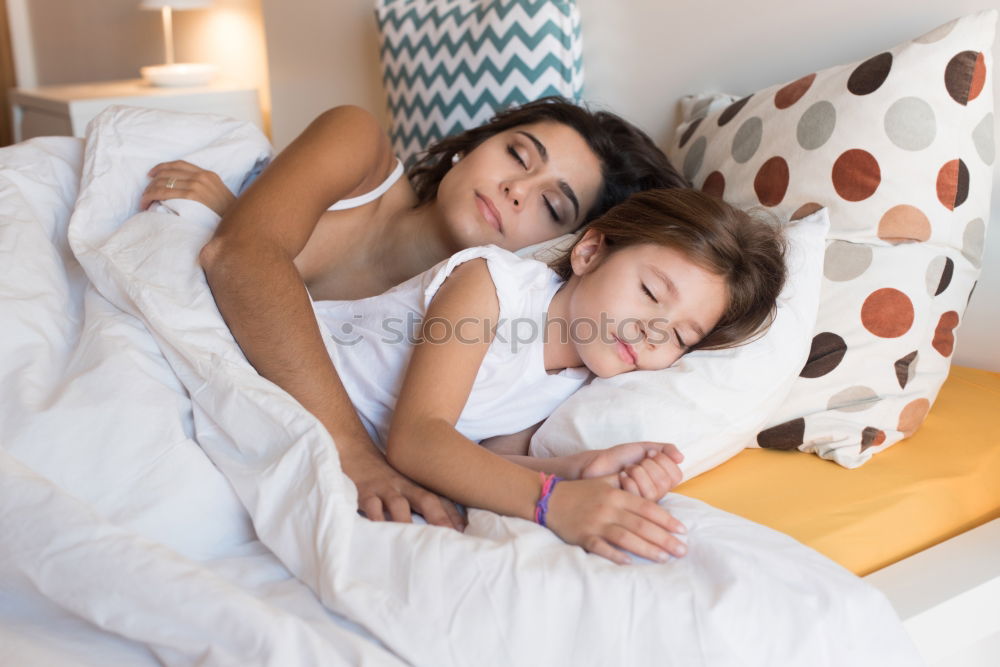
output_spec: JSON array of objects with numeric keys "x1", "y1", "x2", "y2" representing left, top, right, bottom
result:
[{"x1": 677, "y1": 365, "x2": 1000, "y2": 575}]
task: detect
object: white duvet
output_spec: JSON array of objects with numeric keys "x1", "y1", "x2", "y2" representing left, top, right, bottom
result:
[{"x1": 0, "y1": 107, "x2": 922, "y2": 666}]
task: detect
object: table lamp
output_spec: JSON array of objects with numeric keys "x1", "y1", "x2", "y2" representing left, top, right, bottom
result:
[{"x1": 139, "y1": 0, "x2": 217, "y2": 87}]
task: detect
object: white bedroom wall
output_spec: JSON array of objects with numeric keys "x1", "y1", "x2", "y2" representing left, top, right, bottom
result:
[{"x1": 197, "y1": 1, "x2": 1000, "y2": 370}]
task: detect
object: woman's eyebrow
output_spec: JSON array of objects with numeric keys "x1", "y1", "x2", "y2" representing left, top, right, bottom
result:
[{"x1": 515, "y1": 130, "x2": 581, "y2": 221}]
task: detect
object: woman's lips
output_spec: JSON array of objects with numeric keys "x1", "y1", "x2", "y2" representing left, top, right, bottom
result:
[
  {"x1": 615, "y1": 336, "x2": 637, "y2": 366},
  {"x1": 475, "y1": 193, "x2": 503, "y2": 233}
]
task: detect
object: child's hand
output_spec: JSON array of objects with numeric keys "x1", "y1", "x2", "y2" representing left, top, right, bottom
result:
[
  {"x1": 546, "y1": 478, "x2": 687, "y2": 565},
  {"x1": 577, "y1": 442, "x2": 684, "y2": 501}
]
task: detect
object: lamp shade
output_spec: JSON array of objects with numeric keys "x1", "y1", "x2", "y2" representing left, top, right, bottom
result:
[{"x1": 140, "y1": 0, "x2": 211, "y2": 9}]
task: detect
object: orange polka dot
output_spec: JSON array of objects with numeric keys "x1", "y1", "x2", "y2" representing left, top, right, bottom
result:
[
  {"x1": 932, "y1": 311, "x2": 960, "y2": 356},
  {"x1": 898, "y1": 398, "x2": 931, "y2": 436},
  {"x1": 775, "y1": 73, "x2": 816, "y2": 109},
  {"x1": 754, "y1": 156, "x2": 789, "y2": 207},
  {"x1": 861, "y1": 288, "x2": 914, "y2": 338},
  {"x1": 832, "y1": 149, "x2": 881, "y2": 201},
  {"x1": 936, "y1": 159, "x2": 970, "y2": 210},
  {"x1": 861, "y1": 427, "x2": 887, "y2": 451},
  {"x1": 970, "y1": 52, "x2": 987, "y2": 101},
  {"x1": 791, "y1": 202, "x2": 823, "y2": 220},
  {"x1": 701, "y1": 171, "x2": 725, "y2": 198},
  {"x1": 878, "y1": 205, "x2": 931, "y2": 243}
]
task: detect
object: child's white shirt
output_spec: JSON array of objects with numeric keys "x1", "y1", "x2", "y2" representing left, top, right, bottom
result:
[{"x1": 312, "y1": 245, "x2": 591, "y2": 449}]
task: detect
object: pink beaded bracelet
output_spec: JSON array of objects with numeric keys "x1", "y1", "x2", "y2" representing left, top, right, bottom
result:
[{"x1": 534, "y1": 472, "x2": 563, "y2": 527}]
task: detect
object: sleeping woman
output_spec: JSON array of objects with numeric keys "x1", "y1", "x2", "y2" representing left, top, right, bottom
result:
[{"x1": 141, "y1": 97, "x2": 688, "y2": 530}]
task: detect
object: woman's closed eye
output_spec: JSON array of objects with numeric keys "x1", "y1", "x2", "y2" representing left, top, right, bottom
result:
[
  {"x1": 508, "y1": 144, "x2": 562, "y2": 224},
  {"x1": 507, "y1": 144, "x2": 526, "y2": 168},
  {"x1": 641, "y1": 283, "x2": 657, "y2": 303}
]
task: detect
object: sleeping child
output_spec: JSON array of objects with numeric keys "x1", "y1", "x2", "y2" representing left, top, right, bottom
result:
[{"x1": 313, "y1": 188, "x2": 786, "y2": 564}]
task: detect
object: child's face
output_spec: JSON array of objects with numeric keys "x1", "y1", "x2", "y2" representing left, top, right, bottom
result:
[
  {"x1": 566, "y1": 234, "x2": 729, "y2": 378},
  {"x1": 433, "y1": 121, "x2": 603, "y2": 252}
]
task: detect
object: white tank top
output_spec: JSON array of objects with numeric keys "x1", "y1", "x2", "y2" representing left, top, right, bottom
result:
[
  {"x1": 327, "y1": 159, "x2": 405, "y2": 211},
  {"x1": 312, "y1": 245, "x2": 591, "y2": 447}
]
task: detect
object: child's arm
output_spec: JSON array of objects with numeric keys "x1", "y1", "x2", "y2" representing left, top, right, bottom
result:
[
  {"x1": 387, "y1": 260, "x2": 687, "y2": 564},
  {"x1": 504, "y1": 442, "x2": 685, "y2": 501}
]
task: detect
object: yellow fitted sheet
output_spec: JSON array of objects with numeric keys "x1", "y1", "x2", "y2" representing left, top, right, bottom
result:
[{"x1": 675, "y1": 365, "x2": 1000, "y2": 576}]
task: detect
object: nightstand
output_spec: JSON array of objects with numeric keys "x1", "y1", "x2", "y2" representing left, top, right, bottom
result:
[{"x1": 9, "y1": 79, "x2": 263, "y2": 142}]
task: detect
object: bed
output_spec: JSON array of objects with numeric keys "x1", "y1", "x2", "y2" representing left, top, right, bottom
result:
[
  {"x1": 0, "y1": 104, "x2": 932, "y2": 667},
  {"x1": 2, "y1": 4, "x2": 996, "y2": 666},
  {"x1": 679, "y1": 364, "x2": 1000, "y2": 664}
]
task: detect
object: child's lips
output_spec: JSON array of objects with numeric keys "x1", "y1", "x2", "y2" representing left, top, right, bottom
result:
[
  {"x1": 475, "y1": 192, "x2": 503, "y2": 233},
  {"x1": 615, "y1": 336, "x2": 637, "y2": 366}
]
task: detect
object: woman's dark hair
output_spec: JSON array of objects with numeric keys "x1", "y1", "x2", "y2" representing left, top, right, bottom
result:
[
  {"x1": 550, "y1": 188, "x2": 788, "y2": 351},
  {"x1": 408, "y1": 96, "x2": 688, "y2": 227}
]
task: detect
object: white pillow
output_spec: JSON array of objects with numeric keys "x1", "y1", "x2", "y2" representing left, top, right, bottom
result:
[{"x1": 527, "y1": 207, "x2": 830, "y2": 481}]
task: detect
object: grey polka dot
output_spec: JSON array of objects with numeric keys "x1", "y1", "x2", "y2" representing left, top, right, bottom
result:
[
  {"x1": 824, "y1": 240, "x2": 873, "y2": 281},
  {"x1": 884, "y1": 97, "x2": 936, "y2": 150},
  {"x1": 683, "y1": 136, "x2": 707, "y2": 182},
  {"x1": 973, "y1": 113, "x2": 994, "y2": 165},
  {"x1": 962, "y1": 218, "x2": 985, "y2": 268},
  {"x1": 925, "y1": 255, "x2": 954, "y2": 296},
  {"x1": 797, "y1": 101, "x2": 836, "y2": 150},
  {"x1": 731, "y1": 116, "x2": 763, "y2": 164},
  {"x1": 828, "y1": 386, "x2": 881, "y2": 412}
]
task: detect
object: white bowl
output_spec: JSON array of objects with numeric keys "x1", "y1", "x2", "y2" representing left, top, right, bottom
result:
[{"x1": 140, "y1": 63, "x2": 218, "y2": 87}]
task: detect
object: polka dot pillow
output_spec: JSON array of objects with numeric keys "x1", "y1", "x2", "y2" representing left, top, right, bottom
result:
[{"x1": 665, "y1": 11, "x2": 996, "y2": 468}]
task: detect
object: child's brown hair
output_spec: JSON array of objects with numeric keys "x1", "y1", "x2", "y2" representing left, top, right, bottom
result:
[{"x1": 550, "y1": 188, "x2": 787, "y2": 351}]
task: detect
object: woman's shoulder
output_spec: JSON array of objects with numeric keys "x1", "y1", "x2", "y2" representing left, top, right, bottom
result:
[{"x1": 295, "y1": 105, "x2": 396, "y2": 194}]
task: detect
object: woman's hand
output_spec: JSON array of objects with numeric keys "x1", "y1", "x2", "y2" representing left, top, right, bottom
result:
[
  {"x1": 142, "y1": 160, "x2": 236, "y2": 216},
  {"x1": 546, "y1": 478, "x2": 687, "y2": 565},
  {"x1": 576, "y1": 442, "x2": 684, "y2": 501},
  {"x1": 342, "y1": 444, "x2": 467, "y2": 531}
]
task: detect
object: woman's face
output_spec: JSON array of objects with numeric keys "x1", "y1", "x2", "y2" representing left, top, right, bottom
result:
[{"x1": 433, "y1": 121, "x2": 604, "y2": 252}]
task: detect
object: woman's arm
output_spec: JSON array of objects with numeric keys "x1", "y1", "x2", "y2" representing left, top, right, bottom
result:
[
  {"x1": 199, "y1": 106, "x2": 463, "y2": 529},
  {"x1": 387, "y1": 260, "x2": 687, "y2": 564}
]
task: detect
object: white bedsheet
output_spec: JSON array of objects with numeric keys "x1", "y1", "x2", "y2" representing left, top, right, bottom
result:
[{"x1": 0, "y1": 107, "x2": 923, "y2": 666}]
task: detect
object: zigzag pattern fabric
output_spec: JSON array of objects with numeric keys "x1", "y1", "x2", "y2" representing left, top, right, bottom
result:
[{"x1": 375, "y1": 0, "x2": 584, "y2": 166}]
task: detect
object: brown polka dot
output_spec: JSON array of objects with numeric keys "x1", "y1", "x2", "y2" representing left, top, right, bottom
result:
[
  {"x1": 791, "y1": 202, "x2": 823, "y2": 220},
  {"x1": 936, "y1": 159, "x2": 970, "y2": 210},
  {"x1": 929, "y1": 257, "x2": 954, "y2": 296},
  {"x1": 775, "y1": 74, "x2": 816, "y2": 109},
  {"x1": 848, "y1": 52, "x2": 893, "y2": 95},
  {"x1": 861, "y1": 288, "x2": 914, "y2": 338},
  {"x1": 945, "y1": 51, "x2": 987, "y2": 105},
  {"x1": 932, "y1": 311, "x2": 960, "y2": 356},
  {"x1": 718, "y1": 95, "x2": 752, "y2": 126},
  {"x1": 894, "y1": 350, "x2": 918, "y2": 389},
  {"x1": 757, "y1": 418, "x2": 805, "y2": 450},
  {"x1": 701, "y1": 171, "x2": 725, "y2": 198},
  {"x1": 861, "y1": 427, "x2": 887, "y2": 451},
  {"x1": 754, "y1": 156, "x2": 789, "y2": 207},
  {"x1": 679, "y1": 117, "x2": 703, "y2": 148},
  {"x1": 800, "y1": 332, "x2": 847, "y2": 378},
  {"x1": 832, "y1": 149, "x2": 881, "y2": 201},
  {"x1": 898, "y1": 398, "x2": 931, "y2": 437},
  {"x1": 877, "y1": 205, "x2": 931, "y2": 243}
]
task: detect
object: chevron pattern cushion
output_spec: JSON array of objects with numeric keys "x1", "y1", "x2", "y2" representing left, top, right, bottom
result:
[{"x1": 374, "y1": 0, "x2": 584, "y2": 165}]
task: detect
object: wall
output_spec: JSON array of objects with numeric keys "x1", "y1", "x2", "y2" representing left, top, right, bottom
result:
[
  {"x1": 261, "y1": 0, "x2": 999, "y2": 371},
  {"x1": 9, "y1": 0, "x2": 272, "y2": 131}
]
